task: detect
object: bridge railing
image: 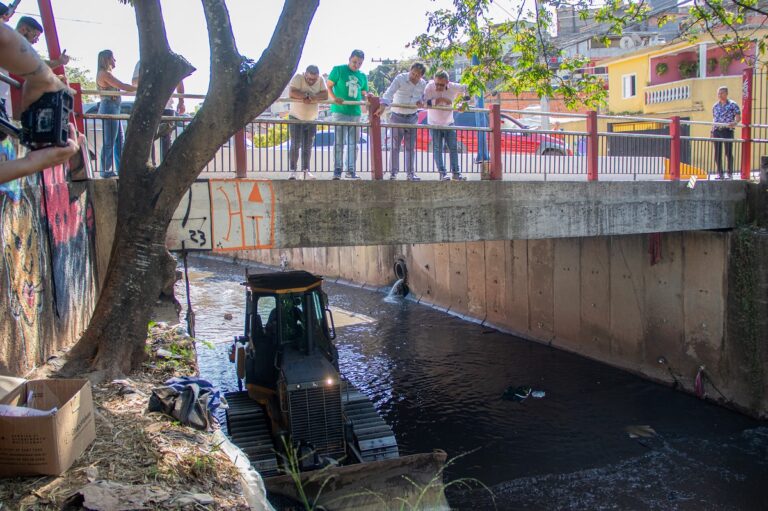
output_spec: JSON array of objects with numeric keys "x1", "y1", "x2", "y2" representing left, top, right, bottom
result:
[{"x1": 76, "y1": 88, "x2": 765, "y2": 181}]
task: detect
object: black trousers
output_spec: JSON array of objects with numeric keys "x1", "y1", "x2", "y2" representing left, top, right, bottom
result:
[{"x1": 712, "y1": 128, "x2": 734, "y2": 175}]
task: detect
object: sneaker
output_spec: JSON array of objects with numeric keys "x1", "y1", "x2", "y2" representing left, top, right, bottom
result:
[
  {"x1": 451, "y1": 173, "x2": 466, "y2": 181},
  {"x1": 406, "y1": 174, "x2": 421, "y2": 182},
  {"x1": 715, "y1": 173, "x2": 724, "y2": 180},
  {"x1": 439, "y1": 172, "x2": 450, "y2": 181},
  {"x1": 332, "y1": 175, "x2": 341, "y2": 180},
  {"x1": 289, "y1": 171, "x2": 297, "y2": 180},
  {"x1": 101, "y1": 172, "x2": 117, "y2": 179},
  {"x1": 389, "y1": 172, "x2": 398, "y2": 180},
  {"x1": 727, "y1": 172, "x2": 733, "y2": 180},
  {"x1": 345, "y1": 170, "x2": 360, "y2": 180},
  {"x1": 303, "y1": 171, "x2": 316, "y2": 180}
]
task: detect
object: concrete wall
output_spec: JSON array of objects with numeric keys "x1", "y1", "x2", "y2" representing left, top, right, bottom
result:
[
  {"x1": 0, "y1": 166, "x2": 114, "y2": 376},
  {"x1": 236, "y1": 231, "x2": 767, "y2": 417}
]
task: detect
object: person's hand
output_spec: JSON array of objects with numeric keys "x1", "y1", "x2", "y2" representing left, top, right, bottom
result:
[
  {"x1": 22, "y1": 123, "x2": 79, "y2": 169},
  {"x1": 435, "y1": 97, "x2": 452, "y2": 107},
  {"x1": 374, "y1": 105, "x2": 385, "y2": 117},
  {"x1": 333, "y1": 97, "x2": 344, "y2": 105},
  {"x1": 177, "y1": 99, "x2": 186, "y2": 115},
  {"x1": 729, "y1": 121, "x2": 737, "y2": 128},
  {"x1": 303, "y1": 96, "x2": 312, "y2": 104},
  {"x1": 57, "y1": 50, "x2": 70, "y2": 66}
]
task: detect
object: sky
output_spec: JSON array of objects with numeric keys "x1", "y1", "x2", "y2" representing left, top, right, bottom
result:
[{"x1": 14, "y1": 0, "x2": 520, "y2": 103}]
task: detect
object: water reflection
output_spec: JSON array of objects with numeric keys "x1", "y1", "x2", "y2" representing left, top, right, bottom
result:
[{"x1": 180, "y1": 255, "x2": 768, "y2": 509}]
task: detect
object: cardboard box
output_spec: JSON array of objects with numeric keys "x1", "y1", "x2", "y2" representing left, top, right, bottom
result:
[{"x1": 0, "y1": 379, "x2": 96, "y2": 477}]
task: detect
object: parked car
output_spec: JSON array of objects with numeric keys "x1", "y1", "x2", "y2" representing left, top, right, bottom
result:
[{"x1": 414, "y1": 111, "x2": 572, "y2": 156}]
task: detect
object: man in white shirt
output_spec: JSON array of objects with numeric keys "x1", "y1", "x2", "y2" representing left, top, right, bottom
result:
[
  {"x1": 377, "y1": 62, "x2": 426, "y2": 181},
  {"x1": 287, "y1": 65, "x2": 327, "y2": 180},
  {"x1": 423, "y1": 70, "x2": 468, "y2": 181}
]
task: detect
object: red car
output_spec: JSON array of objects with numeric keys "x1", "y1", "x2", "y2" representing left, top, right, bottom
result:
[{"x1": 414, "y1": 110, "x2": 572, "y2": 156}]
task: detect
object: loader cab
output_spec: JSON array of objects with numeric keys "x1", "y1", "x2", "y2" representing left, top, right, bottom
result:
[{"x1": 243, "y1": 271, "x2": 338, "y2": 389}]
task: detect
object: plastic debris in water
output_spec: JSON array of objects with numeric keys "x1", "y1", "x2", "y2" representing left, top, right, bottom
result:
[
  {"x1": 502, "y1": 385, "x2": 531, "y2": 402},
  {"x1": 625, "y1": 424, "x2": 657, "y2": 438},
  {"x1": 531, "y1": 390, "x2": 546, "y2": 399}
]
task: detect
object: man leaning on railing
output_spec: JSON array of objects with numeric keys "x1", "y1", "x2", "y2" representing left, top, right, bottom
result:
[
  {"x1": 286, "y1": 65, "x2": 327, "y2": 180},
  {"x1": 327, "y1": 49, "x2": 368, "y2": 180},
  {"x1": 423, "y1": 69, "x2": 468, "y2": 181},
  {"x1": 376, "y1": 62, "x2": 427, "y2": 182}
]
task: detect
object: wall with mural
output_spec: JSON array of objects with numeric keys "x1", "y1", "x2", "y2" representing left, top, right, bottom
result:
[{"x1": 0, "y1": 140, "x2": 99, "y2": 376}]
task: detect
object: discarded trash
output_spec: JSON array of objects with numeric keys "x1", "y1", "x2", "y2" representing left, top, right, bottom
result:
[
  {"x1": 224, "y1": 312, "x2": 234, "y2": 320},
  {"x1": 62, "y1": 480, "x2": 171, "y2": 511},
  {"x1": 687, "y1": 175, "x2": 697, "y2": 189},
  {"x1": 502, "y1": 385, "x2": 531, "y2": 402},
  {"x1": 625, "y1": 424, "x2": 657, "y2": 439},
  {"x1": 695, "y1": 366, "x2": 705, "y2": 398},
  {"x1": 0, "y1": 404, "x2": 57, "y2": 417},
  {"x1": 148, "y1": 377, "x2": 225, "y2": 431},
  {"x1": 531, "y1": 390, "x2": 546, "y2": 399},
  {"x1": 155, "y1": 348, "x2": 182, "y2": 360}
]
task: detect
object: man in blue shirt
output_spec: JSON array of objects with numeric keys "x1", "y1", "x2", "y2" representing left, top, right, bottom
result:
[{"x1": 711, "y1": 86, "x2": 741, "y2": 179}]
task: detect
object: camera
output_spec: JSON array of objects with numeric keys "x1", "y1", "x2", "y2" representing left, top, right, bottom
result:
[{"x1": 0, "y1": 89, "x2": 73, "y2": 149}]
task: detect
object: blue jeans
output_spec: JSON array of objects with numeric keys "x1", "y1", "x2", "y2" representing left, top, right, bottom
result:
[
  {"x1": 431, "y1": 127, "x2": 459, "y2": 174},
  {"x1": 99, "y1": 97, "x2": 123, "y2": 175},
  {"x1": 333, "y1": 113, "x2": 359, "y2": 176}
]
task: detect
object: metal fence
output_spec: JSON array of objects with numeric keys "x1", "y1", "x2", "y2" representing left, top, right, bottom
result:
[{"x1": 78, "y1": 90, "x2": 765, "y2": 182}]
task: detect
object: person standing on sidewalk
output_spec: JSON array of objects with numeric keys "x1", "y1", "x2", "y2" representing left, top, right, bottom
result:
[
  {"x1": 423, "y1": 69, "x2": 468, "y2": 181},
  {"x1": 376, "y1": 62, "x2": 427, "y2": 181},
  {"x1": 287, "y1": 65, "x2": 327, "y2": 180},
  {"x1": 711, "y1": 86, "x2": 740, "y2": 180},
  {"x1": 327, "y1": 49, "x2": 368, "y2": 180}
]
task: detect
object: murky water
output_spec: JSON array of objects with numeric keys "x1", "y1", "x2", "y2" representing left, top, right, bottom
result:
[{"x1": 180, "y1": 255, "x2": 768, "y2": 510}]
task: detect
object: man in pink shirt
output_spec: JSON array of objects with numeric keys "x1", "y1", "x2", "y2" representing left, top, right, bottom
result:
[{"x1": 423, "y1": 70, "x2": 468, "y2": 181}]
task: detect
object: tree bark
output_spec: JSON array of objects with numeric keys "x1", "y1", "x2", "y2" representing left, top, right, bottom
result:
[{"x1": 63, "y1": 0, "x2": 319, "y2": 380}]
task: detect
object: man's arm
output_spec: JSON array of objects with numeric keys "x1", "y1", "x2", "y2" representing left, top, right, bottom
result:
[
  {"x1": 0, "y1": 123, "x2": 79, "y2": 185},
  {"x1": 380, "y1": 74, "x2": 401, "y2": 106},
  {"x1": 314, "y1": 79, "x2": 328, "y2": 101},
  {"x1": 0, "y1": 23, "x2": 67, "y2": 112}
]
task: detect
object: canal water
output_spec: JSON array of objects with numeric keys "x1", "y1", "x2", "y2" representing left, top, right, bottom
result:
[{"x1": 180, "y1": 255, "x2": 768, "y2": 510}]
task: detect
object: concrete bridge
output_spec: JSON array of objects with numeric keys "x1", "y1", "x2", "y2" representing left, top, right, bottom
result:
[{"x1": 166, "y1": 179, "x2": 747, "y2": 251}]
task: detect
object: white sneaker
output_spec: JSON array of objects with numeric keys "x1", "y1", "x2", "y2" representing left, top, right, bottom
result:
[
  {"x1": 289, "y1": 171, "x2": 297, "y2": 180},
  {"x1": 303, "y1": 171, "x2": 316, "y2": 180}
]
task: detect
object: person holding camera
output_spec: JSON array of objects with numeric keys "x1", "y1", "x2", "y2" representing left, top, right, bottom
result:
[{"x1": 0, "y1": 23, "x2": 78, "y2": 185}]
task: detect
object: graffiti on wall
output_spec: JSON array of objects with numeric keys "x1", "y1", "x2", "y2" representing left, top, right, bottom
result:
[
  {"x1": 168, "y1": 179, "x2": 275, "y2": 252},
  {"x1": 0, "y1": 140, "x2": 98, "y2": 374},
  {"x1": 40, "y1": 164, "x2": 96, "y2": 319},
  {"x1": 1, "y1": 190, "x2": 45, "y2": 367}
]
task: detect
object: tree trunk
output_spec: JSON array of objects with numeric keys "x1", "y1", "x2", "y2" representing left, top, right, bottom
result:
[
  {"x1": 64, "y1": 208, "x2": 170, "y2": 378},
  {"x1": 60, "y1": 0, "x2": 318, "y2": 381}
]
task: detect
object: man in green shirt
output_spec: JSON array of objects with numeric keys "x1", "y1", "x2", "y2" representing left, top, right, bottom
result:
[{"x1": 327, "y1": 49, "x2": 368, "y2": 179}]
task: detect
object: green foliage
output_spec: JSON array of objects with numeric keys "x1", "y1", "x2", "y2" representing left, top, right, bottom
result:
[
  {"x1": 678, "y1": 60, "x2": 699, "y2": 79},
  {"x1": 253, "y1": 123, "x2": 289, "y2": 148},
  {"x1": 64, "y1": 59, "x2": 98, "y2": 102},
  {"x1": 655, "y1": 62, "x2": 669, "y2": 76},
  {"x1": 368, "y1": 60, "x2": 412, "y2": 95},
  {"x1": 411, "y1": 0, "x2": 768, "y2": 111}
]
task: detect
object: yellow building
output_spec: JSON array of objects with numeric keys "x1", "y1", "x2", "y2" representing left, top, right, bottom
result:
[{"x1": 601, "y1": 32, "x2": 768, "y2": 173}]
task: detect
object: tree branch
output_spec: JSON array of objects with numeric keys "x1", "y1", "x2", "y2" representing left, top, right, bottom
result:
[
  {"x1": 121, "y1": 0, "x2": 194, "y2": 192},
  {"x1": 153, "y1": 0, "x2": 318, "y2": 213}
]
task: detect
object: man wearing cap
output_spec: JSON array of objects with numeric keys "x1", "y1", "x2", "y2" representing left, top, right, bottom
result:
[
  {"x1": 15, "y1": 16, "x2": 69, "y2": 68},
  {"x1": 327, "y1": 49, "x2": 368, "y2": 180}
]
